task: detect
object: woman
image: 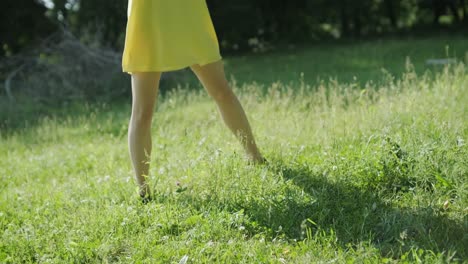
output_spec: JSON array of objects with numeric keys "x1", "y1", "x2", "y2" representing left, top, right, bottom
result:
[{"x1": 122, "y1": 0, "x2": 265, "y2": 201}]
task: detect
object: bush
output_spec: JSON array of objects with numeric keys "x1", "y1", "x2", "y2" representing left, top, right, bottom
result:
[{"x1": 0, "y1": 29, "x2": 128, "y2": 103}]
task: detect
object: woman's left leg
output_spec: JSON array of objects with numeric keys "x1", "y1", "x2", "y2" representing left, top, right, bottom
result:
[{"x1": 190, "y1": 60, "x2": 264, "y2": 163}]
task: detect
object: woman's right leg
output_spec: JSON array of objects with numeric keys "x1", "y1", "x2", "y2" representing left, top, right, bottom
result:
[
  {"x1": 190, "y1": 61, "x2": 264, "y2": 163},
  {"x1": 128, "y1": 72, "x2": 161, "y2": 199}
]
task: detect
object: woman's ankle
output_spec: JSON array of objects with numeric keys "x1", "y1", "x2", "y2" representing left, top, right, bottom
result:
[
  {"x1": 139, "y1": 183, "x2": 151, "y2": 197},
  {"x1": 247, "y1": 152, "x2": 267, "y2": 164}
]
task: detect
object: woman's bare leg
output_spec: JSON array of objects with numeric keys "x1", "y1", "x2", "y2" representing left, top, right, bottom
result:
[
  {"x1": 128, "y1": 72, "x2": 161, "y2": 198},
  {"x1": 190, "y1": 60, "x2": 264, "y2": 163}
]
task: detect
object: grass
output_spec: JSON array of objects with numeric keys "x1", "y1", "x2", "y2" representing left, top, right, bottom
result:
[
  {"x1": 1, "y1": 39, "x2": 467, "y2": 262},
  {"x1": 171, "y1": 35, "x2": 468, "y2": 89},
  {"x1": 2, "y1": 35, "x2": 468, "y2": 132}
]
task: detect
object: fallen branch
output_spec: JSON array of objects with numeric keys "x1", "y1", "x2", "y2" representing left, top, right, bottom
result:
[
  {"x1": 5, "y1": 63, "x2": 28, "y2": 102},
  {"x1": 0, "y1": 28, "x2": 126, "y2": 102}
]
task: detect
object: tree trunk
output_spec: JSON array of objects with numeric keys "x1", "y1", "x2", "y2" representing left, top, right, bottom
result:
[
  {"x1": 448, "y1": 0, "x2": 460, "y2": 22},
  {"x1": 341, "y1": 6, "x2": 350, "y2": 37},
  {"x1": 460, "y1": 0, "x2": 466, "y2": 20},
  {"x1": 385, "y1": 0, "x2": 398, "y2": 28},
  {"x1": 353, "y1": 11, "x2": 362, "y2": 36}
]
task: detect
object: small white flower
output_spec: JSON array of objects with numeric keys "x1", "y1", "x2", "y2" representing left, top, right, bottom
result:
[{"x1": 179, "y1": 255, "x2": 189, "y2": 264}]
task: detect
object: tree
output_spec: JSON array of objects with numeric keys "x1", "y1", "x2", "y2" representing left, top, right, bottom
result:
[{"x1": 0, "y1": 0, "x2": 56, "y2": 56}]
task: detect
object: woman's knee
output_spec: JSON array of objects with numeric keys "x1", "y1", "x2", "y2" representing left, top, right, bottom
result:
[
  {"x1": 190, "y1": 62, "x2": 235, "y2": 102},
  {"x1": 208, "y1": 85, "x2": 235, "y2": 103},
  {"x1": 130, "y1": 72, "x2": 160, "y2": 125},
  {"x1": 131, "y1": 106, "x2": 154, "y2": 126}
]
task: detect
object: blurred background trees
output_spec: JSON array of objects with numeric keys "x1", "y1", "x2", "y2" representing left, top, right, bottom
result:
[
  {"x1": 1, "y1": 0, "x2": 467, "y2": 57},
  {"x1": 1, "y1": 0, "x2": 56, "y2": 56}
]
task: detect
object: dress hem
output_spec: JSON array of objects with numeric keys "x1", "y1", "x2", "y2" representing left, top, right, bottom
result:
[{"x1": 122, "y1": 56, "x2": 222, "y2": 74}]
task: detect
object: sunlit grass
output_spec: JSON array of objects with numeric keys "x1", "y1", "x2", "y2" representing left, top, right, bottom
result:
[
  {"x1": 224, "y1": 36, "x2": 468, "y2": 85},
  {"x1": 1, "y1": 60, "x2": 466, "y2": 262}
]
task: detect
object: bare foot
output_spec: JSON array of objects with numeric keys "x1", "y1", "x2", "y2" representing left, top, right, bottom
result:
[
  {"x1": 247, "y1": 155, "x2": 268, "y2": 165},
  {"x1": 139, "y1": 185, "x2": 151, "y2": 204}
]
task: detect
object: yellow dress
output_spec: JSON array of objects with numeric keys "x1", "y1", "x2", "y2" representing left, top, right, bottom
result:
[{"x1": 122, "y1": 0, "x2": 222, "y2": 73}]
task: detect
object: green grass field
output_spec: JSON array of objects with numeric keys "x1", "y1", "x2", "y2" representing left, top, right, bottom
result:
[
  {"x1": 1, "y1": 38, "x2": 467, "y2": 263},
  {"x1": 184, "y1": 35, "x2": 468, "y2": 87}
]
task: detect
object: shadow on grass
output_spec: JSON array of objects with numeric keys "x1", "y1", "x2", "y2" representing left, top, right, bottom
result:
[{"x1": 237, "y1": 160, "x2": 466, "y2": 260}]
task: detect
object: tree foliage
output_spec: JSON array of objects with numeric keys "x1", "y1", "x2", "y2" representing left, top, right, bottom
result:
[
  {"x1": 1, "y1": 0, "x2": 467, "y2": 56},
  {"x1": 0, "y1": 0, "x2": 55, "y2": 56}
]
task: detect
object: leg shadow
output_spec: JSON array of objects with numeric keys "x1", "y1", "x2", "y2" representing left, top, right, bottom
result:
[{"x1": 234, "y1": 159, "x2": 467, "y2": 259}]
